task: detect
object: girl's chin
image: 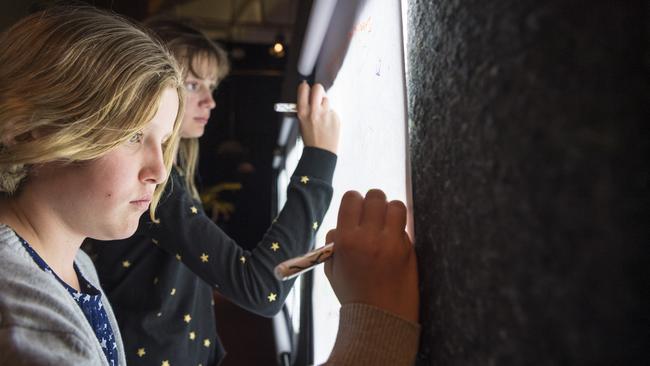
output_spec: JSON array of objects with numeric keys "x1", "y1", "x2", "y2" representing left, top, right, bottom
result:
[
  {"x1": 181, "y1": 129, "x2": 205, "y2": 139},
  {"x1": 90, "y1": 222, "x2": 140, "y2": 241}
]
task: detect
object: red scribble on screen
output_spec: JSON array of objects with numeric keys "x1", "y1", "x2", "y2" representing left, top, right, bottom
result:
[
  {"x1": 348, "y1": 16, "x2": 373, "y2": 39},
  {"x1": 325, "y1": 17, "x2": 374, "y2": 79}
]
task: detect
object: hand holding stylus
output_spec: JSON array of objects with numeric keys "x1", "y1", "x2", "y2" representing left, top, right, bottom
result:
[
  {"x1": 325, "y1": 189, "x2": 419, "y2": 324},
  {"x1": 296, "y1": 82, "x2": 340, "y2": 154}
]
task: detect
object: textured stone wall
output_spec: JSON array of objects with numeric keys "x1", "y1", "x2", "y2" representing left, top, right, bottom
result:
[{"x1": 407, "y1": 0, "x2": 648, "y2": 364}]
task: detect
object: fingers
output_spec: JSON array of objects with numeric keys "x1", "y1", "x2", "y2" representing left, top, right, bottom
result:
[
  {"x1": 297, "y1": 81, "x2": 329, "y2": 116},
  {"x1": 384, "y1": 200, "x2": 407, "y2": 232},
  {"x1": 321, "y1": 95, "x2": 330, "y2": 110},
  {"x1": 359, "y1": 189, "x2": 387, "y2": 230},
  {"x1": 297, "y1": 81, "x2": 310, "y2": 118},
  {"x1": 324, "y1": 257, "x2": 333, "y2": 281},
  {"x1": 297, "y1": 82, "x2": 327, "y2": 116},
  {"x1": 294, "y1": 82, "x2": 340, "y2": 154},
  {"x1": 338, "y1": 190, "x2": 405, "y2": 232},
  {"x1": 403, "y1": 231, "x2": 413, "y2": 247},
  {"x1": 337, "y1": 190, "x2": 363, "y2": 232},
  {"x1": 310, "y1": 83, "x2": 326, "y2": 108},
  {"x1": 325, "y1": 229, "x2": 336, "y2": 244},
  {"x1": 324, "y1": 229, "x2": 336, "y2": 281}
]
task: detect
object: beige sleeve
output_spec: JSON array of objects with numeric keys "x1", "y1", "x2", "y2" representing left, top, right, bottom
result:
[{"x1": 323, "y1": 303, "x2": 421, "y2": 366}]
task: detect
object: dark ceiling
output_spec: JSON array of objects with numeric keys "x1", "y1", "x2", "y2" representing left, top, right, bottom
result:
[{"x1": 1, "y1": 0, "x2": 298, "y2": 44}]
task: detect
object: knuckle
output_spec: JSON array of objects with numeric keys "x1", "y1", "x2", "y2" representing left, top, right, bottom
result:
[{"x1": 297, "y1": 109, "x2": 309, "y2": 121}]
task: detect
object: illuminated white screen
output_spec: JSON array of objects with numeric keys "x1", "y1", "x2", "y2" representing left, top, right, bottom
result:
[{"x1": 279, "y1": 0, "x2": 411, "y2": 363}]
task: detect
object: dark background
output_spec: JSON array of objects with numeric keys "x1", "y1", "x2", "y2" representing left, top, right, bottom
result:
[
  {"x1": 408, "y1": 0, "x2": 648, "y2": 364},
  {"x1": 197, "y1": 42, "x2": 286, "y2": 250}
]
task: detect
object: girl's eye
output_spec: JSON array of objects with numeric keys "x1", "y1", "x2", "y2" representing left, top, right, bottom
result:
[
  {"x1": 129, "y1": 132, "x2": 144, "y2": 144},
  {"x1": 185, "y1": 82, "x2": 199, "y2": 92}
]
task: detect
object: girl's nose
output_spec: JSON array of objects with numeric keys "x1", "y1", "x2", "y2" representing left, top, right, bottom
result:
[
  {"x1": 140, "y1": 143, "x2": 167, "y2": 185},
  {"x1": 201, "y1": 90, "x2": 216, "y2": 110}
]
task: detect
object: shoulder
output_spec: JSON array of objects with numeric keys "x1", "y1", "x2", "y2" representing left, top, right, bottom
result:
[
  {"x1": 0, "y1": 225, "x2": 45, "y2": 291},
  {"x1": 0, "y1": 225, "x2": 96, "y2": 354}
]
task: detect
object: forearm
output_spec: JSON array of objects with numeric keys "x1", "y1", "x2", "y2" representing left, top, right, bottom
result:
[{"x1": 324, "y1": 303, "x2": 421, "y2": 366}]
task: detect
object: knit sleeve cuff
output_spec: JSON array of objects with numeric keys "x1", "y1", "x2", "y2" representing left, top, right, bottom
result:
[
  {"x1": 326, "y1": 303, "x2": 421, "y2": 366},
  {"x1": 292, "y1": 147, "x2": 337, "y2": 184}
]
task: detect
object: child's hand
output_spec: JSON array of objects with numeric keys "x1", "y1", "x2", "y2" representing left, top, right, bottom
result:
[
  {"x1": 325, "y1": 189, "x2": 419, "y2": 323},
  {"x1": 296, "y1": 82, "x2": 340, "y2": 154}
]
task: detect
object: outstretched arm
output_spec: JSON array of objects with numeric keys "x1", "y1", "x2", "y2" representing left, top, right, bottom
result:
[{"x1": 138, "y1": 83, "x2": 340, "y2": 316}]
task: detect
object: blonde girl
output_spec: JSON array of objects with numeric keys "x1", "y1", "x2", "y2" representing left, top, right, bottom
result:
[{"x1": 0, "y1": 6, "x2": 184, "y2": 365}]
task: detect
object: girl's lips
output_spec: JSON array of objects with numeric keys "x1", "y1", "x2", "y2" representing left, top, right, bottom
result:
[
  {"x1": 130, "y1": 197, "x2": 152, "y2": 210},
  {"x1": 194, "y1": 117, "x2": 208, "y2": 124}
]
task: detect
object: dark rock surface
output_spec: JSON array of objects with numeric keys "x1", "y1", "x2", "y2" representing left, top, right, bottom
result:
[{"x1": 407, "y1": 1, "x2": 648, "y2": 364}]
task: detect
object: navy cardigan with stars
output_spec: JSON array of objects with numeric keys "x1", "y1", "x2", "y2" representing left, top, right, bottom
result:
[{"x1": 84, "y1": 147, "x2": 336, "y2": 366}]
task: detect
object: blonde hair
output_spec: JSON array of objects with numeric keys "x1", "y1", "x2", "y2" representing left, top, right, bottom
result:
[
  {"x1": 0, "y1": 6, "x2": 185, "y2": 220},
  {"x1": 146, "y1": 18, "x2": 230, "y2": 200}
]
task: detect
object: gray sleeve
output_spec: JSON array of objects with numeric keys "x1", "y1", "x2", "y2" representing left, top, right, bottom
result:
[{"x1": 0, "y1": 325, "x2": 102, "y2": 366}]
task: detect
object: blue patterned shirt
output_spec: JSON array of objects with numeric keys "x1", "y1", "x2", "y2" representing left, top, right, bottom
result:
[{"x1": 18, "y1": 236, "x2": 119, "y2": 366}]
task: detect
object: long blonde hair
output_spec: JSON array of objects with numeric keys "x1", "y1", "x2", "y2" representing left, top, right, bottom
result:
[
  {"x1": 146, "y1": 18, "x2": 230, "y2": 200},
  {"x1": 0, "y1": 6, "x2": 185, "y2": 220}
]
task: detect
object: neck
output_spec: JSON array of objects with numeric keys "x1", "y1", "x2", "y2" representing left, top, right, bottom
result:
[{"x1": 0, "y1": 193, "x2": 82, "y2": 290}]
